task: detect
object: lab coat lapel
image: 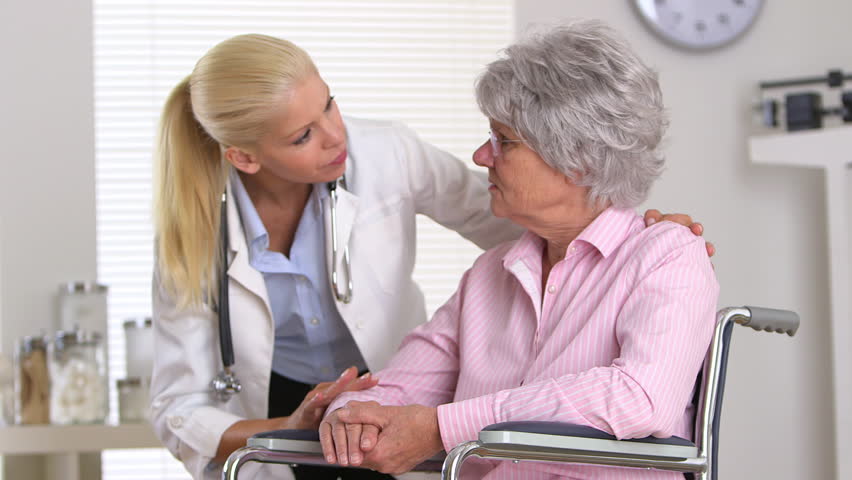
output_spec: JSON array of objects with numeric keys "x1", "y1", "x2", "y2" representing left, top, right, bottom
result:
[
  {"x1": 324, "y1": 185, "x2": 359, "y2": 307},
  {"x1": 224, "y1": 183, "x2": 270, "y2": 309}
]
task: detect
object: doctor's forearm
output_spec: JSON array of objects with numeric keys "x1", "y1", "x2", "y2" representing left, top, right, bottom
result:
[{"x1": 214, "y1": 417, "x2": 288, "y2": 463}]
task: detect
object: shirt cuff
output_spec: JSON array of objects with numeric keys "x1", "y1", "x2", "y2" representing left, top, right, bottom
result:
[
  {"x1": 326, "y1": 396, "x2": 349, "y2": 417},
  {"x1": 326, "y1": 390, "x2": 372, "y2": 418},
  {"x1": 437, "y1": 395, "x2": 496, "y2": 453},
  {"x1": 325, "y1": 388, "x2": 401, "y2": 420},
  {"x1": 170, "y1": 405, "x2": 243, "y2": 460}
]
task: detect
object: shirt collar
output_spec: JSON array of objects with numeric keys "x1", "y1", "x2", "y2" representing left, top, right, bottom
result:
[
  {"x1": 501, "y1": 207, "x2": 640, "y2": 269},
  {"x1": 230, "y1": 168, "x2": 268, "y2": 249},
  {"x1": 229, "y1": 169, "x2": 331, "y2": 252},
  {"x1": 502, "y1": 230, "x2": 544, "y2": 275},
  {"x1": 575, "y1": 207, "x2": 640, "y2": 258}
]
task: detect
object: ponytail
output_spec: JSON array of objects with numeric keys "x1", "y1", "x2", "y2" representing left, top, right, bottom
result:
[{"x1": 154, "y1": 76, "x2": 226, "y2": 309}]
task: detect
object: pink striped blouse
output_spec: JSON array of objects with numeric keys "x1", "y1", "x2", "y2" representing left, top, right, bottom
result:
[{"x1": 330, "y1": 207, "x2": 719, "y2": 479}]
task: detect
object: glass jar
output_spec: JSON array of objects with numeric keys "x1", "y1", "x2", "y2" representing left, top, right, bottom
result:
[
  {"x1": 0, "y1": 352, "x2": 13, "y2": 425},
  {"x1": 48, "y1": 330, "x2": 108, "y2": 424},
  {"x1": 58, "y1": 282, "x2": 108, "y2": 333},
  {"x1": 123, "y1": 317, "x2": 153, "y2": 379},
  {"x1": 14, "y1": 335, "x2": 50, "y2": 424},
  {"x1": 117, "y1": 377, "x2": 150, "y2": 423}
]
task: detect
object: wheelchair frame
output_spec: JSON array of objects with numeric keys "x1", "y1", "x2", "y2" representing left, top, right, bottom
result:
[{"x1": 223, "y1": 306, "x2": 799, "y2": 480}]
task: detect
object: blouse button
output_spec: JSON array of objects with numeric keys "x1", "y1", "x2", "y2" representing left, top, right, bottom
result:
[
  {"x1": 547, "y1": 285, "x2": 556, "y2": 294},
  {"x1": 168, "y1": 416, "x2": 184, "y2": 429}
]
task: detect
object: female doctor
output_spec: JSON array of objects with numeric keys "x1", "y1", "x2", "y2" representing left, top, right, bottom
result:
[{"x1": 150, "y1": 34, "x2": 710, "y2": 480}]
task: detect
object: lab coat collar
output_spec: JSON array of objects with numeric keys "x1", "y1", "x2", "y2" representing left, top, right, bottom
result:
[{"x1": 224, "y1": 176, "x2": 270, "y2": 305}]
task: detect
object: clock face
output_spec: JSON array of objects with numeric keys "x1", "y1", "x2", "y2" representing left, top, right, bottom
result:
[{"x1": 633, "y1": 0, "x2": 764, "y2": 50}]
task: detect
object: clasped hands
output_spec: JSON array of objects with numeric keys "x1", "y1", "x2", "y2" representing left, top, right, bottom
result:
[{"x1": 319, "y1": 401, "x2": 444, "y2": 475}]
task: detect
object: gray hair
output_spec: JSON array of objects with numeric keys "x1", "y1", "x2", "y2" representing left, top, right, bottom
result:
[{"x1": 475, "y1": 20, "x2": 667, "y2": 208}]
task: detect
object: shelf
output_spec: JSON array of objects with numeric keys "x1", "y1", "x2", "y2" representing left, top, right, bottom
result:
[
  {"x1": 0, "y1": 423, "x2": 161, "y2": 455},
  {"x1": 749, "y1": 125, "x2": 852, "y2": 168}
]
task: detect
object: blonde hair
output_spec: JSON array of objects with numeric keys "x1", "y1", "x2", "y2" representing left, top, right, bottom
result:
[{"x1": 154, "y1": 34, "x2": 318, "y2": 308}]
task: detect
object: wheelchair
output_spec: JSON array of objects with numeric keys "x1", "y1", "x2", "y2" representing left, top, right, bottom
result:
[{"x1": 223, "y1": 306, "x2": 799, "y2": 480}]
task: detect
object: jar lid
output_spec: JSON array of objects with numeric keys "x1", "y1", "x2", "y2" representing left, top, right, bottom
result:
[
  {"x1": 18, "y1": 335, "x2": 48, "y2": 353},
  {"x1": 60, "y1": 281, "x2": 108, "y2": 294},
  {"x1": 122, "y1": 317, "x2": 152, "y2": 329},
  {"x1": 117, "y1": 377, "x2": 143, "y2": 387},
  {"x1": 54, "y1": 329, "x2": 103, "y2": 348}
]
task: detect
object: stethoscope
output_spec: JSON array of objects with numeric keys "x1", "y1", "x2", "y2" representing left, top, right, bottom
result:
[{"x1": 210, "y1": 177, "x2": 353, "y2": 402}]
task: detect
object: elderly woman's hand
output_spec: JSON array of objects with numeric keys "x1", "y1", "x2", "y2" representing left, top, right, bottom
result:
[
  {"x1": 284, "y1": 366, "x2": 378, "y2": 430},
  {"x1": 644, "y1": 209, "x2": 715, "y2": 257},
  {"x1": 319, "y1": 401, "x2": 379, "y2": 467},
  {"x1": 319, "y1": 401, "x2": 443, "y2": 474}
]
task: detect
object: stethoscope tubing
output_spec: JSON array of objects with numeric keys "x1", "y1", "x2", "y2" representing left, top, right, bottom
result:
[
  {"x1": 218, "y1": 192, "x2": 235, "y2": 369},
  {"x1": 327, "y1": 179, "x2": 353, "y2": 304}
]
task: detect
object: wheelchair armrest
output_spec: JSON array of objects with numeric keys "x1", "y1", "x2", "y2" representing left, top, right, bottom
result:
[
  {"x1": 249, "y1": 429, "x2": 325, "y2": 455},
  {"x1": 247, "y1": 429, "x2": 445, "y2": 471},
  {"x1": 441, "y1": 422, "x2": 704, "y2": 480},
  {"x1": 478, "y1": 421, "x2": 697, "y2": 460}
]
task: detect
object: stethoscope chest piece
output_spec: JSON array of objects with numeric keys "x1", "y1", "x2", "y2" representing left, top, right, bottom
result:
[{"x1": 211, "y1": 367, "x2": 242, "y2": 403}]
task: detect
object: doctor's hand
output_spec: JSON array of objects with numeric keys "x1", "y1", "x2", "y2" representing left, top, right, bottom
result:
[
  {"x1": 284, "y1": 367, "x2": 378, "y2": 430},
  {"x1": 644, "y1": 209, "x2": 716, "y2": 258},
  {"x1": 215, "y1": 368, "x2": 376, "y2": 463},
  {"x1": 320, "y1": 401, "x2": 443, "y2": 475}
]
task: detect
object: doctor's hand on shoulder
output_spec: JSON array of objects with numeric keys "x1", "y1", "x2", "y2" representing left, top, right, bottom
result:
[
  {"x1": 644, "y1": 209, "x2": 716, "y2": 257},
  {"x1": 214, "y1": 366, "x2": 377, "y2": 462}
]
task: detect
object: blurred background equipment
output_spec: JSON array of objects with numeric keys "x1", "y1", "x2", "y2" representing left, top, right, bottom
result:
[{"x1": 756, "y1": 69, "x2": 852, "y2": 131}]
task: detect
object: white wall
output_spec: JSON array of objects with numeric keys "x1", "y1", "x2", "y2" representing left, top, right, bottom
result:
[
  {"x1": 516, "y1": 2, "x2": 849, "y2": 479},
  {"x1": 0, "y1": 0, "x2": 95, "y2": 477},
  {"x1": 0, "y1": 1, "x2": 96, "y2": 355}
]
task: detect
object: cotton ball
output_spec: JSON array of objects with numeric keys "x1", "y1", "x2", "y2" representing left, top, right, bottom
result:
[{"x1": 51, "y1": 357, "x2": 106, "y2": 424}]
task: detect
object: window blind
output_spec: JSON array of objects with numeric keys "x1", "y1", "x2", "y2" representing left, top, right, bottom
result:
[{"x1": 94, "y1": 1, "x2": 513, "y2": 478}]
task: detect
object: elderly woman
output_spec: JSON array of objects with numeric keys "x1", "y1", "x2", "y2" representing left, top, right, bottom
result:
[{"x1": 318, "y1": 20, "x2": 719, "y2": 479}]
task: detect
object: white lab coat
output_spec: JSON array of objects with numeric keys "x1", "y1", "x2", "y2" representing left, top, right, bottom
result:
[{"x1": 150, "y1": 116, "x2": 521, "y2": 479}]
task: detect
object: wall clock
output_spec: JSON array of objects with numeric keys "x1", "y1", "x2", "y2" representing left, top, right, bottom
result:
[{"x1": 632, "y1": 0, "x2": 764, "y2": 51}]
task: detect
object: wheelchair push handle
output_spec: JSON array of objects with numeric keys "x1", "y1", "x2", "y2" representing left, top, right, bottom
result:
[{"x1": 740, "y1": 306, "x2": 800, "y2": 336}]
